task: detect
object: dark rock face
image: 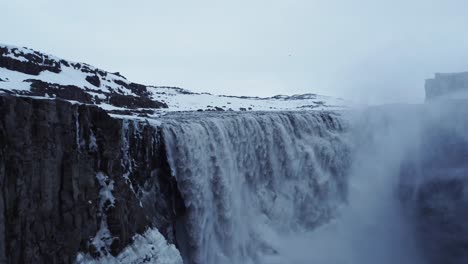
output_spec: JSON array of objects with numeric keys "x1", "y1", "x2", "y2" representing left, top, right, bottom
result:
[
  {"x1": 85, "y1": 75, "x2": 101, "y2": 87},
  {"x1": 26, "y1": 79, "x2": 94, "y2": 104},
  {"x1": 425, "y1": 72, "x2": 468, "y2": 100},
  {"x1": 0, "y1": 47, "x2": 62, "y2": 75},
  {"x1": 400, "y1": 108, "x2": 468, "y2": 264},
  {"x1": 113, "y1": 81, "x2": 152, "y2": 98},
  {"x1": 108, "y1": 94, "x2": 167, "y2": 109},
  {"x1": 0, "y1": 96, "x2": 183, "y2": 264},
  {"x1": 414, "y1": 178, "x2": 468, "y2": 264},
  {"x1": 18, "y1": 79, "x2": 168, "y2": 110}
]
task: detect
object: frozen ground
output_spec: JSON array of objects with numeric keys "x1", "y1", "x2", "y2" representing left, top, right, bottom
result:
[{"x1": 0, "y1": 44, "x2": 348, "y2": 116}]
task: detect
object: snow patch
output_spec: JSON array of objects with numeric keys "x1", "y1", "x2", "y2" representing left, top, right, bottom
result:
[
  {"x1": 76, "y1": 228, "x2": 183, "y2": 264},
  {"x1": 146, "y1": 86, "x2": 347, "y2": 112},
  {"x1": 1, "y1": 43, "x2": 350, "y2": 116}
]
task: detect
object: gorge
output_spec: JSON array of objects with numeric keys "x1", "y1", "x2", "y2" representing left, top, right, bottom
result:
[{"x1": 0, "y1": 45, "x2": 467, "y2": 264}]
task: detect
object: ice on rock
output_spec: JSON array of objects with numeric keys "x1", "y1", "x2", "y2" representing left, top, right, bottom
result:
[{"x1": 90, "y1": 172, "x2": 116, "y2": 255}]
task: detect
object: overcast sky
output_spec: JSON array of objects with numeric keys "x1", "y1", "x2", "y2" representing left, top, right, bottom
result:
[{"x1": 3, "y1": 0, "x2": 468, "y2": 104}]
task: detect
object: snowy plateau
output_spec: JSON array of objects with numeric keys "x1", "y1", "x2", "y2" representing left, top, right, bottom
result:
[{"x1": 0, "y1": 44, "x2": 347, "y2": 118}]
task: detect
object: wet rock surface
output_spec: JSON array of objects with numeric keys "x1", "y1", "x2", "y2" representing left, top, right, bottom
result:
[
  {"x1": 0, "y1": 95, "x2": 183, "y2": 264},
  {"x1": 400, "y1": 105, "x2": 468, "y2": 264}
]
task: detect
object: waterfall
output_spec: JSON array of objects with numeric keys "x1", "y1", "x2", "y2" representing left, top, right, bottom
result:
[
  {"x1": 160, "y1": 102, "x2": 468, "y2": 264},
  {"x1": 287, "y1": 106, "x2": 427, "y2": 264},
  {"x1": 162, "y1": 112, "x2": 350, "y2": 264}
]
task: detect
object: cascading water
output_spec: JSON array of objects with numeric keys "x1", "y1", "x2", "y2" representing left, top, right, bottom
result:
[
  {"x1": 162, "y1": 112, "x2": 350, "y2": 264},
  {"x1": 160, "y1": 102, "x2": 468, "y2": 264},
  {"x1": 287, "y1": 106, "x2": 427, "y2": 264}
]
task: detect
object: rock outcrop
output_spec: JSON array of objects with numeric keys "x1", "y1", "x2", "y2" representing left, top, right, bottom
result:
[
  {"x1": 0, "y1": 45, "x2": 168, "y2": 112},
  {"x1": 425, "y1": 72, "x2": 468, "y2": 100}
]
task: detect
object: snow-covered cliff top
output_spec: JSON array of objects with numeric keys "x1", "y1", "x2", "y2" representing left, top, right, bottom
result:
[{"x1": 0, "y1": 44, "x2": 347, "y2": 117}]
